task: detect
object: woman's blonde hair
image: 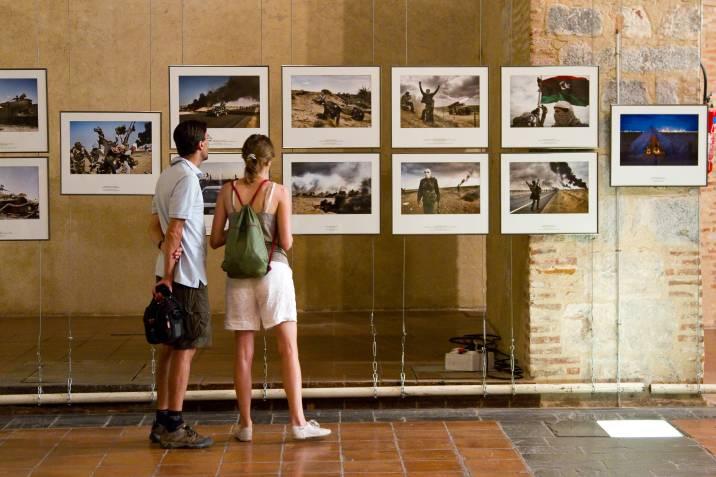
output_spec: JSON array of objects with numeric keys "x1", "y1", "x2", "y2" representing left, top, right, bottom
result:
[{"x1": 242, "y1": 134, "x2": 275, "y2": 183}]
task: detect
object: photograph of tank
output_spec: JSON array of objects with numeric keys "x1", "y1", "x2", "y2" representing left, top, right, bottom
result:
[
  {"x1": 509, "y1": 161, "x2": 589, "y2": 214},
  {"x1": 290, "y1": 75, "x2": 372, "y2": 128},
  {"x1": 69, "y1": 121, "x2": 153, "y2": 175},
  {"x1": 509, "y1": 75, "x2": 589, "y2": 128},
  {"x1": 178, "y1": 75, "x2": 260, "y2": 128},
  {"x1": 619, "y1": 113, "x2": 700, "y2": 166},
  {"x1": 0, "y1": 166, "x2": 39, "y2": 220},
  {"x1": 399, "y1": 75, "x2": 479, "y2": 128},
  {"x1": 400, "y1": 162, "x2": 480, "y2": 215},
  {"x1": 501, "y1": 66, "x2": 598, "y2": 148},
  {"x1": 0, "y1": 69, "x2": 47, "y2": 153},
  {"x1": 0, "y1": 78, "x2": 38, "y2": 131},
  {"x1": 291, "y1": 161, "x2": 371, "y2": 215},
  {"x1": 0, "y1": 157, "x2": 48, "y2": 240}
]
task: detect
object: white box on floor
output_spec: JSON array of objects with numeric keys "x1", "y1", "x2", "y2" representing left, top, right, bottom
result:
[{"x1": 444, "y1": 348, "x2": 493, "y2": 372}]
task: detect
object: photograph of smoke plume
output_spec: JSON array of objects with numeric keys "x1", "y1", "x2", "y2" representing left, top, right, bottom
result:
[
  {"x1": 510, "y1": 75, "x2": 589, "y2": 128},
  {"x1": 399, "y1": 75, "x2": 479, "y2": 128},
  {"x1": 619, "y1": 113, "x2": 699, "y2": 166},
  {"x1": 400, "y1": 162, "x2": 480, "y2": 214},
  {"x1": 291, "y1": 161, "x2": 372, "y2": 215},
  {"x1": 178, "y1": 75, "x2": 260, "y2": 128},
  {"x1": 509, "y1": 161, "x2": 589, "y2": 214}
]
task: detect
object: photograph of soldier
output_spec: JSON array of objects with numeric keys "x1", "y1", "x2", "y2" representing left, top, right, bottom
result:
[
  {"x1": 178, "y1": 75, "x2": 261, "y2": 128},
  {"x1": 0, "y1": 166, "x2": 40, "y2": 220},
  {"x1": 400, "y1": 162, "x2": 481, "y2": 215},
  {"x1": 619, "y1": 113, "x2": 700, "y2": 166},
  {"x1": 0, "y1": 78, "x2": 39, "y2": 131},
  {"x1": 291, "y1": 161, "x2": 372, "y2": 214},
  {"x1": 68, "y1": 121, "x2": 153, "y2": 175},
  {"x1": 510, "y1": 75, "x2": 589, "y2": 128},
  {"x1": 509, "y1": 161, "x2": 589, "y2": 214},
  {"x1": 290, "y1": 75, "x2": 372, "y2": 128},
  {"x1": 399, "y1": 75, "x2": 480, "y2": 128}
]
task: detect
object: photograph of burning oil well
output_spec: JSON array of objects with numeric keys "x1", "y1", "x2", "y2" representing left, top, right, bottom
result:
[
  {"x1": 509, "y1": 161, "x2": 589, "y2": 215},
  {"x1": 399, "y1": 162, "x2": 481, "y2": 215},
  {"x1": 290, "y1": 75, "x2": 372, "y2": 128},
  {"x1": 178, "y1": 75, "x2": 260, "y2": 129},
  {"x1": 290, "y1": 161, "x2": 372, "y2": 215}
]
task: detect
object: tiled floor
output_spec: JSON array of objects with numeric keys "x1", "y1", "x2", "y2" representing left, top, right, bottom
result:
[
  {"x1": 2, "y1": 311, "x2": 516, "y2": 393},
  {"x1": 5, "y1": 408, "x2": 716, "y2": 476}
]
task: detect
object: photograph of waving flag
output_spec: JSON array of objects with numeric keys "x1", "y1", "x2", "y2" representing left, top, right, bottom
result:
[{"x1": 537, "y1": 76, "x2": 590, "y2": 106}]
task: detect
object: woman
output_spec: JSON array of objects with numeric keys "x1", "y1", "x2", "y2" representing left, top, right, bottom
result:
[{"x1": 210, "y1": 134, "x2": 330, "y2": 442}]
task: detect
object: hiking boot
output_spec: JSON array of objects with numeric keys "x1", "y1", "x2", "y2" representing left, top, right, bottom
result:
[
  {"x1": 149, "y1": 420, "x2": 166, "y2": 443},
  {"x1": 159, "y1": 424, "x2": 213, "y2": 449},
  {"x1": 233, "y1": 426, "x2": 252, "y2": 442},
  {"x1": 291, "y1": 420, "x2": 332, "y2": 440}
]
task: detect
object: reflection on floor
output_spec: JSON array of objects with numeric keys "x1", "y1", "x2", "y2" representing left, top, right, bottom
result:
[
  {"x1": 4, "y1": 407, "x2": 716, "y2": 476},
  {"x1": 704, "y1": 329, "x2": 716, "y2": 406},
  {"x1": 2, "y1": 311, "x2": 519, "y2": 392}
]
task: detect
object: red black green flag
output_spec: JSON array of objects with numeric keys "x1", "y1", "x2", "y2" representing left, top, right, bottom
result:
[{"x1": 538, "y1": 76, "x2": 589, "y2": 107}]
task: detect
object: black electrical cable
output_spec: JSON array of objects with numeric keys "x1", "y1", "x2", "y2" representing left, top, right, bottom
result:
[
  {"x1": 702, "y1": 62, "x2": 712, "y2": 106},
  {"x1": 448, "y1": 333, "x2": 524, "y2": 380}
]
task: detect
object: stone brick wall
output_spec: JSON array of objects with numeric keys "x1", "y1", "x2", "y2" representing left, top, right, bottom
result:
[
  {"x1": 700, "y1": 0, "x2": 716, "y2": 329},
  {"x1": 527, "y1": 1, "x2": 702, "y2": 383}
]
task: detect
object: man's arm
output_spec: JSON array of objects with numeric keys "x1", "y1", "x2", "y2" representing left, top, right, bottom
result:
[
  {"x1": 419, "y1": 81, "x2": 425, "y2": 94},
  {"x1": 155, "y1": 218, "x2": 185, "y2": 294},
  {"x1": 434, "y1": 84, "x2": 441, "y2": 94},
  {"x1": 417, "y1": 179, "x2": 423, "y2": 203},
  {"x1": 434, "y1": 179, "x2": 440, "y2": 202}
]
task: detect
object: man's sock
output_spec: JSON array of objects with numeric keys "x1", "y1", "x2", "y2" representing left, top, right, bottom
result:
[
  {"x1": 166, "y1": 410, "x2": 184, "y2": 432},
  {"x1": 155, "y1": 409, "x2": 169, "y2": 426}
]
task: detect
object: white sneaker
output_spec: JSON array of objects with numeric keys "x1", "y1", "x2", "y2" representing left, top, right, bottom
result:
[
  {"x1": 292, "y1": 420, "x2": 332, "y2": 440},
  {"x1": 233, "y1": 426, "x2": 252, "y2": 442}
]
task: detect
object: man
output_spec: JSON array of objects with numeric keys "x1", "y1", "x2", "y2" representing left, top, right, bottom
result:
[
  {"x1": 148, "y1": 120, "x2": 213, "y2": 449},
  {"x1": 401, "y1": 90, "x2": 414, "y2": 112},
  {"x1": 552, "y1": 100, "x2": 585, "y2": 127},
  {"x1": 419, "y1": 81, "x2": 440, "y2": 123},
  {"x1": 417, "y1": 168, "x2": 440, "y2": 214},
  {"x1": 526, "y1": 179, "x2": 542, "y2": 211}
]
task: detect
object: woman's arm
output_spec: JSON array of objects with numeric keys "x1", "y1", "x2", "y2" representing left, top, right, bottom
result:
[
  {"x1": 209, "y1": 183, "x2": 231, "y2": 249},
  {"x1": 276, "y1": 184, "x2": 293, "y2": 251}
]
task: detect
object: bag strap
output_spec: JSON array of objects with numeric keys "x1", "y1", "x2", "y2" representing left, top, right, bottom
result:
[{"x1": 231, "y1": 179, "x2": 270, "y2": 209}]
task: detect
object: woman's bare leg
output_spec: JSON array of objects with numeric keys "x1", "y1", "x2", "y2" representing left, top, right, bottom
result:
[
  {"x1": 274, "y1": 322, "x2": 306, "y2": 427},
  {"x1": 234, "y1": 330, "x2": 255, "y2": 428}
]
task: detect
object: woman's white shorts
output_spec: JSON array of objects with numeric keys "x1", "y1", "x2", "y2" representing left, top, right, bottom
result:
[{"x1": 224, "y1": 261, "x2": 298, "y2": 331}]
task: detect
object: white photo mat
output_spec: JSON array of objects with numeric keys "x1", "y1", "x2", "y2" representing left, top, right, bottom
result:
[
  {"x1": 610, "y1": 104, "x2": 707, "y2": 187},
  {"x1": 392, "y1": 154, "x2": 488, "y2": 235},
  {"x1": 501, "y1": 152, "x2": 598, "y2": 234},
  {"x1": 169, "y1": 65, "x2": 269, "y2": 149},
  {"x1": 391, "y1": 67, "x2": 488, "y2": 148},
  {"x1": 0, "y1": 157, "x2": 49, "y2": 240},
  {"x1": 282, "y1": 66, "x2": 381, "y2": 148},
  {"x1": 0, "y1": 69, "x2": 48, "y2": 153},
  {"x1": 193, "y1": 153, "x2": 245, "y2": 235},
  {"x1": 60, "y1": 111, "x2": 161, "y2": 195},
  {"x1": 501, "y1": 66, "x2": 599, "y2": 149},
  {"x1": 283, "y1": 153, "x2": 380, "y2": 235}
]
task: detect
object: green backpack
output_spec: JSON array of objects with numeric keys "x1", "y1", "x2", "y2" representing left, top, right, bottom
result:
[{"x1": 221, "y1": 179, "x2": 277, "y2": 279}]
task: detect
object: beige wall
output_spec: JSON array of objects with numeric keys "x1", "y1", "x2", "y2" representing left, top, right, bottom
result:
[{"x1": 0, "y1": 0, "x2": 491, "y2": 316}]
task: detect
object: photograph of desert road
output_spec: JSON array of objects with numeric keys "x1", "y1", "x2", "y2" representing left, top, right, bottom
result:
[{"x1": 509, "y1": 161, "x2": 589, "y2": 214}]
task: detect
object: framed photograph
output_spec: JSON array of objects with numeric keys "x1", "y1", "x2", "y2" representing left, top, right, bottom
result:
[
  {"x1": 610, "y1": 104, "x2": 708, "y2": 186},
  {"x1": 169, "y1": 65, "x2": 268, "y2": 149},
  {"x1": 391, "y1": 67, "x2": 488, "y2": 148},
  {"x1": 282, "y1": 66, "x2": 380, "y2": 148},
  {"x1": 283, "y1": 153, "x2": 380, "y2": 234},
  {"x1": 197, "y1": 153, "x2": 245, "y2": 235},
  {"x1": 0, "y1": 157, "x2": 49, "y2": 240},
  {"x1": 501, "y1": 153, "x2": 597, "y2": 235},
  {"x1": 392, "y1": 154, "x2": 488, "y2": 235},
  {"x1": 60, "y1": 111, "x2": 161, "y2": 195},
  {"x1": 0, "y1": 69, "x2": 48, "y2": 152},
  {"x1": 501, "y1": 66, "x2": 598, "y2": 149}
]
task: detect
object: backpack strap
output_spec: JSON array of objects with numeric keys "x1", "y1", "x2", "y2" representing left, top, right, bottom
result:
[
  {"x1": 230, "y1": 180, "x2": 243, "y2": 210},
  {"x1": 249, "y1": 179, "x2": 270, "y2": 206}
]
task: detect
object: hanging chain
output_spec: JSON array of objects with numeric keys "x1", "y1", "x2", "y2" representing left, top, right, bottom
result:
[
  {"x1": 509, "y1": 237, "x2": 515, "y2": 395},
  {"x1": 262, "y1": 330, "x2": 269, "y2": 400},
  {"x1": 591, "y1": 235, "x2": 597, "y2": 394},
  {"x1": 400, "y1": 237, "x2": 407, "y2": 397},
  {"x1": 369, "y1": 237, "x2": 379, "y2": 399},
  {"x1": 67, "y1": 315, "x2": 73, "y2": 404}
]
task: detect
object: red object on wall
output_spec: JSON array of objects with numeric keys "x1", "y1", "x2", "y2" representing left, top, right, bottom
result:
[{"x1": 709, "y1": 108, "x2": 716, "y2": 174}]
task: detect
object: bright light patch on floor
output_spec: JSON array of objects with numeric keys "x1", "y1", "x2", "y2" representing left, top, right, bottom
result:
[{"x1": 597, "y1": 420, "x2": 683, "y2": 438}]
